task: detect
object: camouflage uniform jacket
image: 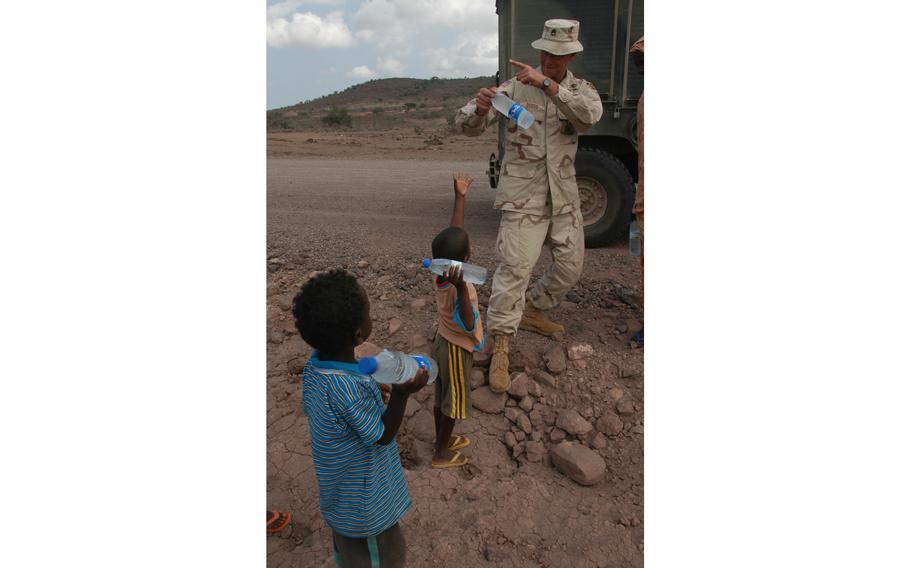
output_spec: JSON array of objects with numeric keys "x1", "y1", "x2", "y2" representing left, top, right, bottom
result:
[{"x1": 455, "y1": 68, "x2": 603, "y2": 216}]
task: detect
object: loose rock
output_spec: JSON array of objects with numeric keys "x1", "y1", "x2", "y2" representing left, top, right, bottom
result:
[
  {"x1": 277, "y1": 292, "x2": 295, "y2": 311},
  {"x1": 508, "y1": 349, "x2": 530, "y2": 372},
  {"x1": 556, "y1": 409, "x2": 594, "y2": 437},
  {"x1": 549, "y1": 428, "x2": 566, "y2": 443},
  {"x1": 590, "y1": 433, "x2": 608, "y2": 450},
  {"x1": 616, "y1": 399, "x2": 635, "y2": 415},
  {"x1": 550, "y1": 441, "x2": 607, "y2": 486},
  {"x1": 408, "y1": 333, "x2": 428, "y2": 349},
  {"x1": 356, "y1": 260, "x2": 370, "y2": 269},
  {"x1": 595, "y1": 412, "x2": 624, "y2": 436},
  {"x1": 507, "y1": 373, "x2": 529, "y2": 399},
  {"x1": 354, "y1": 341, "x2": 382, "y2": 358},
  {"x1": 518, "y1": 396, "x2": 534, "y2": 412},
  {"x1": 517, "y1": 413, "x2": 533, "y2": 434},
  {"x1": 410, "y1": 298, "x2": 427, "y2": 310},
  {"x1": 503, "y1": 431, "x2": 517, "y2": 449},
  {"x1": 533, "y1": 369, "x2": 558, "y2": 389},
  {"x1": 525, "y1": 441, "x2": 546, "y2": 462},
  {"x1": 567, "y1": 343, "x2": 594, "y2": 361},
  {"x1": 609, "y1": 388, "x2": 625, "y2": 401},
  {"x1": 504, "y1": 407, "x2": 522, "y2": 424},
  {"x1": 471, "y1": 387, "x2": 508, "y2": 414},
  {"x1": 469, "y1": 368, "x2": 485, "y2": 389},
  {"x1": 528, "y1": 408, "x2": 543, "y2": 428},
  {"x1": 511, "y1": 442, "x2": 525, "y2": 459},
  {"x1": 388, "y1": 318, "x2": 403, "y2": 336},
  {"x1": 543, "y1": 345, "x2": 567, "y2": 374},
  {"x1": 473, "y1": 342, "x2": 492, "y2": 368}
]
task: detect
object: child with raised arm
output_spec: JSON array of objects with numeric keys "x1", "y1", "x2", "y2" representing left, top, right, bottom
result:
[{"x1": 429, "y1": 172, "x2": 485, "y2": 469}]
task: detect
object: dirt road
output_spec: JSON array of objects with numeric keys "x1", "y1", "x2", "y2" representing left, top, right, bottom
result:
[{"x1": 267, "y1": 153, "x2": 644, "y2": 567}]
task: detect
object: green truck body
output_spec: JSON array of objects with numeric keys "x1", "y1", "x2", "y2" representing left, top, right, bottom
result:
[{"x1": 491, "y1": 0, "x2": 643, "y2": 246}]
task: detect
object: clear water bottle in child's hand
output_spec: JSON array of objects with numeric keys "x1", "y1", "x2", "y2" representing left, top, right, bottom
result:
[
  {"x1": 358, "y1": 350, "x2": 438, "y2": 385},
  {"x1": 491, "y1": 92, "x2": 535, "y2": 129},
  {"x1": 421, "y1": 258, "x2": 487, "y2": 285}
]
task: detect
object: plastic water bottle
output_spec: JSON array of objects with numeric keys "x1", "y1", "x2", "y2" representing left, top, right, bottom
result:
[
  {"x1": 491, "y1": 92, "x2": 535, "y2": 129},
  {"x1": 629, "y1": 218, "x2": 642, "y2": 257},
  {"x1": 358, "y1": 350, "x2": 438, "y2": 385},
  {"x1": 421, "y1": 258, "x2": 488, "y2": 285}
]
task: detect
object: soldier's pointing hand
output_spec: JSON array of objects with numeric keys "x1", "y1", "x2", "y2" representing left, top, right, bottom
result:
[{"x1": 509, "y1": 59, "x2": 547, "y2": 89}]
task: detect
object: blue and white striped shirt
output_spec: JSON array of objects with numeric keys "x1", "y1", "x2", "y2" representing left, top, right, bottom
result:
[{"x1": 300, "y1": 352, "x2": 411, "y2": 538}]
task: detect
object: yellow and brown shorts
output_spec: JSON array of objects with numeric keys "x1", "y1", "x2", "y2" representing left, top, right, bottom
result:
[{"x1": 432, "y1": 334, "x2": 473, "y2": 420}]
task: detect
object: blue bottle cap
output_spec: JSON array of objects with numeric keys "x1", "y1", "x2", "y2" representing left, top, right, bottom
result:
[
  {"x1": 421, "y1": 258, "x2": 431, "y2": 268},
  {"x1": 357, "y1": 357, "x2": 378, "y2": 374}
]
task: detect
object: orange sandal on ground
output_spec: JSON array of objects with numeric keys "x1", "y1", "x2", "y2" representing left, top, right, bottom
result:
[
  {"x1": 448, "y1": 435, "x2": 471, "y2": 451},
  {"x1": 431, "y1": 450, "x2": 469, "y2": 469},
  {"x1": 267, "y1": 510, "x2": 292, "y2": 533}
]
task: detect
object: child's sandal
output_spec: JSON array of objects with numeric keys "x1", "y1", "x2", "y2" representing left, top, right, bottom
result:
[{"x1": 448, "y1": 435, "x2": 471, "y2": 451}]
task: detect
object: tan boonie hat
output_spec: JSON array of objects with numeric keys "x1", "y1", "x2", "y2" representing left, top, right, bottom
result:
[{"x1": 531, "y1": 19, "x2": 583, "y2": 55}]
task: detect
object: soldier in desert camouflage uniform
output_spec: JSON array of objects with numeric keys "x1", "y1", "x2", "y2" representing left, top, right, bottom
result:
[{"x1": 454, "y1": 19, "x2": 603, "y2": 393}]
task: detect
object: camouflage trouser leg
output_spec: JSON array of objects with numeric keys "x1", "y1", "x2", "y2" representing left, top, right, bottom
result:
[
  {"x1": 486, "y1": 211, "x2": 550, "y2": 336},
  {"x1": 527, "y1": 208, "x2": 585, "y2": 310},
  {"x1": 486, "y1": 209, "x2": 584, "y2": 335}
]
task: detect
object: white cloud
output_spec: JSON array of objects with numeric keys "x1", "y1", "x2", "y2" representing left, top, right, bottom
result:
[
  {"x1": 349, "y1": 65, "x2": 378, "y2": 79},
  {"x1": 351, "y1": 0, "x2": 496, "y2": 50},
  {"x1": 427, "y1": 29, "x2": 497, "y2": 77},
  {"x1": 377, "y1": 56, "x2": 404, "y2": 75},
  {"x1": 267, "y1": 0, "x2": 303, "y2": 20},
  {"x1": 267, "y1": 10, "x2": 355, "y2": 48},
  {"x1": 267, "y1": 0, "x2": 345, "y2": 21}
]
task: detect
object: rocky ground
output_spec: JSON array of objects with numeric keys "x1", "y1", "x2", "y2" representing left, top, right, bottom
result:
[{"x1": 266, "y1": 127, "x2": 643, "y2": 567}]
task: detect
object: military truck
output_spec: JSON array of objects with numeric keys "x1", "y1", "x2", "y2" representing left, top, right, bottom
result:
[{"x1": 488, "y1": 0, "x2": 643, "y2": 247}]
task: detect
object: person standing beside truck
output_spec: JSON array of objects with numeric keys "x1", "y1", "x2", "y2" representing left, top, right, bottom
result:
[
  {"x1": 454, "y1": 19, "x2": 603, "y2": 393},
  {"x1": 630, "y1": 36, "x2": 644, "y2": 347}
]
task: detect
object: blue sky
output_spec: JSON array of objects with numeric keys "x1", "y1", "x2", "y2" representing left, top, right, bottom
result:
[{"x1": 267, "y1": 0, "x2": 499, "y2": 109}]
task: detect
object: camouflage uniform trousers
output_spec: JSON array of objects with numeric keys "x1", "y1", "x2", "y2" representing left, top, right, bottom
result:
[{"x1": 486, "y1": 208, "x2": 584, "y2": 336}]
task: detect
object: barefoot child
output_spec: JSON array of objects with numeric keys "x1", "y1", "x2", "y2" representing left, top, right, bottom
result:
[
  {"x1": 293, "y1": 269, "x2": 429, "y2": 567},
  {"x1": 429, "y1": 172, "x2": 485, "y2": 469}
]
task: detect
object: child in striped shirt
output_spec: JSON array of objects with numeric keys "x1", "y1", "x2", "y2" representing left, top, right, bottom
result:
[{"x1": 293, "y1": 269, "x2": 429, "y2": 567}]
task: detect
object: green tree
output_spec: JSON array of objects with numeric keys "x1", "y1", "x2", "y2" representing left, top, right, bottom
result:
[{"x1": 322, "y1": 106, "x2": 352, "y2": 127}]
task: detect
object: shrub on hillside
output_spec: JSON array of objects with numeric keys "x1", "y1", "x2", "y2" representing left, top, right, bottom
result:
[{"x1": 322, "y1": 106, "x2": 352, "y2": 127}]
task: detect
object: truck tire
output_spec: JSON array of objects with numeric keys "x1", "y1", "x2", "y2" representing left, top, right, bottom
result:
[{"x1": 575, "y1": 147, "x2": 635, "y2": 248}]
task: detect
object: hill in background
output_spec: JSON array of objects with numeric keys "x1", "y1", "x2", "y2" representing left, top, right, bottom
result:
[{"x1": 267, "y1": 76, "x2": 494, "y2": 131}]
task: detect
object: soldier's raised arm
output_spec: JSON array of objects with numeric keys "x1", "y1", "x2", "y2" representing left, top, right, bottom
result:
[
  {"x1": 548, "y1": 79, "x2": 603, "y2": 134},
  {"x1": 453, "y1": 80, "x2": 516, "y2": 136}
]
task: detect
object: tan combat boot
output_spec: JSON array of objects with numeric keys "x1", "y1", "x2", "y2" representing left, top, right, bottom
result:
[
  {"x1": 519, "y1": 301, "x2": 565, "y2": 337},
  {"x1": 488, "y1": 334, "x2": 511, "y2": 393}
]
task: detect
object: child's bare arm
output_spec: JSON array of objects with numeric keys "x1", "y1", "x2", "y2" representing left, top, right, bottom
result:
[
  {"x1": 450, "y1": 172, "x2": 474, "y2": 228},
  {"x1": 447, "y1": 265, "x2": 475, "y2": 330}
]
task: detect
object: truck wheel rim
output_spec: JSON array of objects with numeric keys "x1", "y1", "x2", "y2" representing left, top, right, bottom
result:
[{"x1": 577, "y1": 177, "x2": 608, "y2": 227}]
